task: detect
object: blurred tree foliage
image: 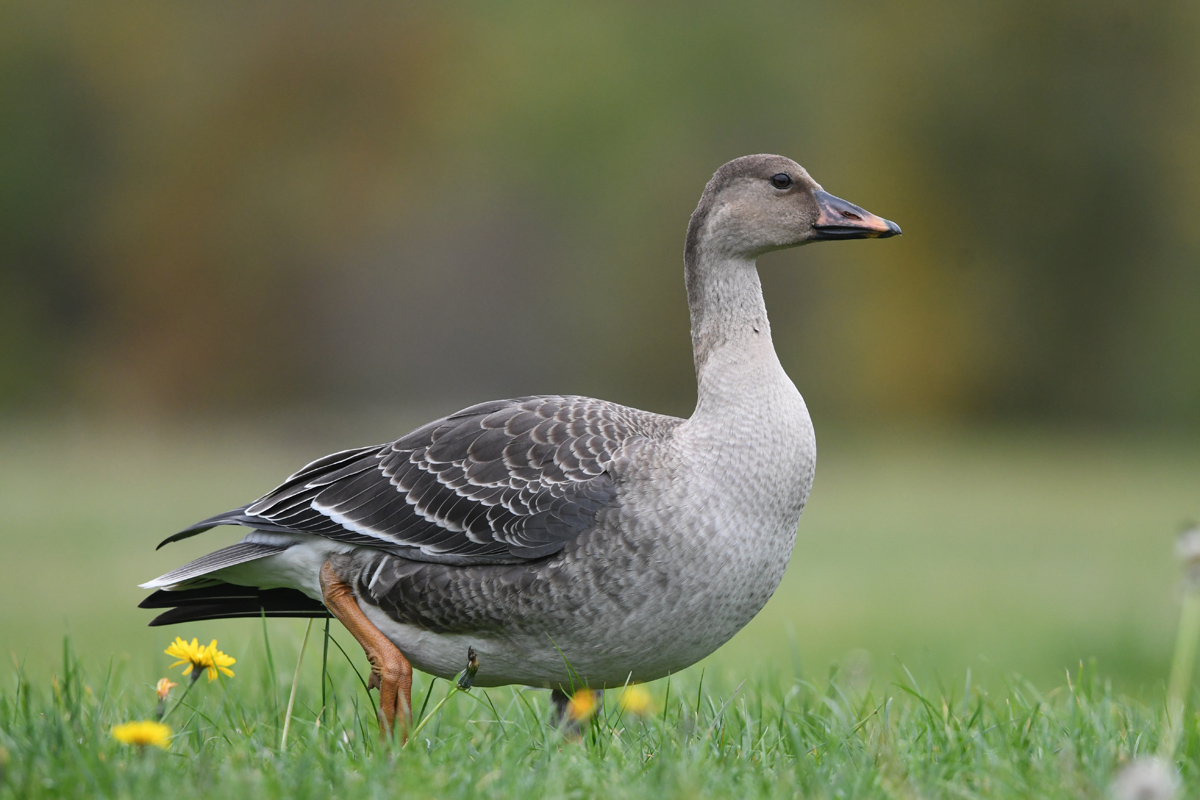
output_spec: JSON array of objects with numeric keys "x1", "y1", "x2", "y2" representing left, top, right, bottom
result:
[{"x1": 0, "y1": 1, "x2": 1196, "y2": 424}]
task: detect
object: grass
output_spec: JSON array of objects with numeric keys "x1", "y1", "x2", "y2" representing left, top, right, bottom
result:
[
  {"x1": 1, "y1": 637, "x2": 1192, "y2": 799},
  {"x1": 1, "y1": 417, "x2": 1199, "y2": 795}
]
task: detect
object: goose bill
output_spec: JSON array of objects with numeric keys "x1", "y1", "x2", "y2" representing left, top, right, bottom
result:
[{"x1": 811, "y1": 190, "x2": 902, "y2": 240}]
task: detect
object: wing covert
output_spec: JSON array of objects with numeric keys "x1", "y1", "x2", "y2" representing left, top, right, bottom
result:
[{"x1": 233, "y1": 396, "x2": 663, "y2": 564}]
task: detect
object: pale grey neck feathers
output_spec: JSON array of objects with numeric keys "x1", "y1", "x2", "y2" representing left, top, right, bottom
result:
[{"x1": 685, "y1": 249, "x2": 772, "y2": 373}]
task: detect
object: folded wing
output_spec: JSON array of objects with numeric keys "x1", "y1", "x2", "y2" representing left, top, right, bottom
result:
[{"x1": 159, "y1": 396, "x2": 667, "y2": 566}]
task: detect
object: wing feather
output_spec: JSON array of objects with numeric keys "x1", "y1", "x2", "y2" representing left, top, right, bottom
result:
[{"x1": 164, "y1": 396, "x2": 677, "y2": 565}]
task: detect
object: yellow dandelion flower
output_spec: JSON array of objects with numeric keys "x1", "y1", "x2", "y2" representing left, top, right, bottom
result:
[
  {"x1": 165, "y1": 637, "x2": 207, "y2": 680},
  {"x1": 567, "y1": 690, "x2": 598, "y2": 721},
  {"x1": 165, "y1": 637, "x2": 236, "y2": 681},
  {"x1": 111, "y1": 720, "x2": 171, "y2": 749},
  {"x1": 200, "y1": 640, "x2": 236, "y2": 682},
  {"x1": 616, "y1": 685, "x2": 654, "y2": 716},
  {"x1": 155, "y1": 678, "x2": 177, "y2": 701}
]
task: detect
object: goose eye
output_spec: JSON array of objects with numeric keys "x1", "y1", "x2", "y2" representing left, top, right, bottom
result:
[{"x1": 770, "y1": 173, "x2": 793, "y2": 190}]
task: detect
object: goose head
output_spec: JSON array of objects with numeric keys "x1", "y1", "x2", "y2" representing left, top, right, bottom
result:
[{"x1": 686, "y1": 154, "x2": 901, "y2": 261}]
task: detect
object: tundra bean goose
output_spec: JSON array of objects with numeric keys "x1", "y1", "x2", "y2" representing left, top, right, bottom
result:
[{"x1": 140, "y1": 154, "x2": 900, "y2": 735}]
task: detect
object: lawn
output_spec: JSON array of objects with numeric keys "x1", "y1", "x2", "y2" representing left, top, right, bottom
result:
[
  {"x1": 2, "y1": 642, "x2": 1188, "y2": 798},
  {"x1": 1, "y1": 418, "x2": 1197, "y2": 796}
]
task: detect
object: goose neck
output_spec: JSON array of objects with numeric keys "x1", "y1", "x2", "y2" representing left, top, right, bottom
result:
[{"x1": 686, "y1": 248, "x2": 775, "y2": 363}]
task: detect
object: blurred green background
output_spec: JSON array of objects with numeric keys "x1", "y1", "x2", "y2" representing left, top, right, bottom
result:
[{"x1": 1, "y1": 2, "x2": 1198, "y2": 692}]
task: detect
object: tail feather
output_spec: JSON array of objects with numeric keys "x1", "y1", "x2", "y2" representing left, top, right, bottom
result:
[
  {"x1": 140, "y1": 584, "x2": 328, "y2": 627},
  {"x1": 140, "y1": 542, "x2": 288, "y2": 590}
]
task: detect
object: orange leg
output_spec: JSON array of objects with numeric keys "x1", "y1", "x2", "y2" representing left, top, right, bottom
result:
[{"x1": 320, "y1": 561, "x2": 412, "y2": 739}]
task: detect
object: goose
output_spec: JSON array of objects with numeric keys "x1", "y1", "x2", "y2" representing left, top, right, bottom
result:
[{"x1": 139, "y1": 154, "x2": 900, "y2": 736}]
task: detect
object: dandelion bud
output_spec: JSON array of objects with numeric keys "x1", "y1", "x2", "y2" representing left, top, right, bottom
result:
[
  {"x1": 457, "y1": 647, "x2": 480, "y2": 690},
  {"x1": 155, "y1": 678, "x2": 177, "y2": 701},
  {"x1": 153, "y1": 677, "x2": 177, "y2": 720}
]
